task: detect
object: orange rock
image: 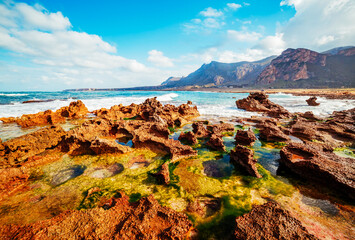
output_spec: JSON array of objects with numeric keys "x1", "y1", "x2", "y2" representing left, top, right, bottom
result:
[{"x1": 0, "y1": 193, "x2": 193, "y2": 240}]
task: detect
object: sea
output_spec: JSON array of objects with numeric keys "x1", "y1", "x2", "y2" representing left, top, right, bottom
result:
[{"x1": 0, "y1": 91, "x2": 354, "y2": 119}]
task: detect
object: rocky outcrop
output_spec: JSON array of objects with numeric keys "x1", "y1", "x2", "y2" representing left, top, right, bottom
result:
[
  {"x1": 152, "y1": 163, "x2": 170, "y2": 185},
  {"x1": 230, "y1": 145, "x2": 261, "y2": 178},
  {"x1": 257, "y1": 120, "x2": 290, "y2": 142},
  {"x1": 257, "y1": 48, "x2": 327, "y2": 84},
  {"x1": 0, "y1": 193, "x2": 193, "y2": 240},
  {"x1": 0, "y1": 126, "x2": 66, "y2": 168},
  {"x1": 187, "y1": 197, "x2": 221, "y2": 218},
  {"x1": 207, "y1": 134, "x2": 225, "y2": 152},
  {"x1": 234, "y1": 129, "x2": 257, "y2": 146},
  {"x1": 234, "y1": 201, "x2": 318, "y2": 240},
  {"x1": 280, "y1": 142, "x2": 355, "y2": 200},
  {"x1": 192, "y1": 122, "x2": 210, "y2": 138},
  {"x1": 0, "y1": 100, "x2": 88, "y2": 128},
  {"x1": 178, "y1": 131, "x2": 198, "y2": 145},
  {"x1": 90, "y1": 137, "x2": 131, "y2": 155},
  {"x1": 93, "y1": 97, "x2": 199, "y2": 127},
  {"x1": 236, "y1": 92, "x2": 290, "y2": 118},
  {"x1": 207, "y1": 123, "x2": 235, "y2": 134},
  {"x1": 306, "y1": 96, "x2": 320, "y2": 106}
]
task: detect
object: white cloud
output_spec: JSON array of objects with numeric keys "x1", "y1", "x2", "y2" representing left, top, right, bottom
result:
[
  {"x1": 227, "y1": 30, "x2": 262, "y2": 42},
  {"x1": 15, "y1": 3, "x2": 71, "y2": 31},
  {"x1": 227, "y1": 3, "x2": 242, "y2": 10},
  {"x1": 148, "y1": 50, "x2": 174, "y2": 67},
  {"x1": 200, "y1": 7, "x2": 224, "y2": 17},
  {"x1": 0, "y1": 2, "x2": 157, "y2": 90},
  {"x1": 203, "y1": 18, "x2": 224, "y2": 28},
  {"x1": 254, "y1": 33, "x2": 286, "y2": 55},
  {"x1": 280, "y1": 0, "x2": 355, "y2": 51}
]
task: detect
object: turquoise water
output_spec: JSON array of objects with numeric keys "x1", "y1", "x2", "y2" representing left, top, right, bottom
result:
[{"x1": 0, "y1": 91, "x2": 354, "y2": 118}]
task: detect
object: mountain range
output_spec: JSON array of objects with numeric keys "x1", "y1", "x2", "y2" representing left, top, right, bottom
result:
[{"x1": 161, "y1": 46, "x2": 355, "y2": 89}]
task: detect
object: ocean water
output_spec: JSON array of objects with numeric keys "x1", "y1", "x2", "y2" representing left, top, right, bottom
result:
[{"x1": 0, "y1": 91, "x2": 354, "y2": 119}]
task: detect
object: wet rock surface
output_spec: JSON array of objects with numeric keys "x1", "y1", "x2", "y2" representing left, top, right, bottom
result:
[
  {"x1": 192, "y1": 122, "x2": 210, "y2": 138},
  {"x1": 257, "y1": 120, "x2": 290, "y2": 142},
  {"x1": 51, "y1": 165, "x2": 86, "y2": 186},
  {"x1": 236, "y1": 92, "x2": 290, "y2": 118},
  {"x1": 0, "y1": 100, "x2": 88, "y2": 128},
  {"x1": 93, "y1": 97, "x2": 199, "y2": 127},
  {"x1": 152, "y1": 163, "x2": 170, "y2": 185},
  {"x1": 234, "y1": 201, "x2": 318, "y2": 240},
  {"x1": 230, "y1": 145, "x2": 261, "y2": 178},
  {"x1": 0, "y1": 194, "x2": 193, "y2": 240},
  {"x1": 178, "y1": 131, "x2": 198, "y2": 145},
  {"x1": 234, "y1": 129, "x2": 257, "y2": 146},
  {"x1": 280, "y1": 142, "x2": 355, "y2": 200},
  {"x1": 207, "y1": 134, "x2": 226, "y2": 152},
  {"x1": 0, "y1": 125, "x2": 66, "y2": 168},
  {"x1": 306, "y1": 96, "x2": 320, "y2": 106}
]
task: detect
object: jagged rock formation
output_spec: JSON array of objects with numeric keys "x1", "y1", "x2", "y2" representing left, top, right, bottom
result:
[
  {"x1": 0, "y1": 193, "x2": 193, "y2": 240},
  {"x1": 0, "y1": 100, "x2": 88, "y2": 128},
  {"x1": 230, "y1": 145, "x2": 261, "y2": 178},
  {"x1": 234, "y1": 202, "x2": 318, "y2": 240},
  {"x1": 280, "y1": 142, "x2": 355, "y2": 200},
  {"x1": 236, "y1": 92, "x2": 290, "y2": 118}
]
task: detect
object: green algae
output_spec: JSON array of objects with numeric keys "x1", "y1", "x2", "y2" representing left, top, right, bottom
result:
[{"x1": 333, "y1": 147, "x2": 355, "y2": 159}]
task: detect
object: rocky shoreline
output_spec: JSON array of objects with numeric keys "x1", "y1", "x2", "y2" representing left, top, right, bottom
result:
[{"x1": 0, "y1": 93, "x2": 354, "y2": 239}]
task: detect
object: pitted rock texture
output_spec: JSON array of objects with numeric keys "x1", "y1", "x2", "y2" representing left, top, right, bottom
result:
[
  {"x1": 236, "y1": 92, "x2": 290, "y2": 118},
  {"x1": 0, "y1": 194, "x2": 193, "y2": 240},
  {"x1": 234, "y1": 201, "x2": 318, "y2": 240},
  {"x1": 280, "y1": 142, "x2": 355, "y2": 200}
]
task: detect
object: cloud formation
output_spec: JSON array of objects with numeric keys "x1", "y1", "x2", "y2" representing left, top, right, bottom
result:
[
  {"x1": 0, "y1": 2, "x2": 159, "y2": 90},
  {"x1": 148, "y1": 50, "x2": 174, "y2": 67},
  {"x1": 280, "y1": 0, "x2": 355, "y2": 51},
  {"x1": 199, "y1": 7, "x2": 224, "y2": 17},
  {"x1": 226, "y1": 3, "x2": 242, "y2": 10}
]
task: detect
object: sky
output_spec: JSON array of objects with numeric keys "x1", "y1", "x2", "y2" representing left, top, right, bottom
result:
[{"x1": 0, "y1": 0, "x2": 354, "y2": 91}]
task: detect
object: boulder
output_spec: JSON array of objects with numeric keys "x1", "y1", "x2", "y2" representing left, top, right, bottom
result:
[
  {"x1": 192, "y1": 122, "x2": 210, "y2": 138},
  {"x1": 0, "y1": 100, "x2": 88, "y2": 128},
  {"x1": 230, "y1": 145, "x2": 261, "y2": 178},
  {"x1": 236, "y1": 92, "x2": 290, "y2": 118},
  {"x1": 306, "y1": 96, "x2": 320, "y2": 106},
  {"x1": 206, "y1": 134, "x2": 226, "y2": 152},
  {"x1": 257, "y1": 120, "x2": 290, "y2": 142},
  {"x1": 152, "y1": 163, "x2": 170, "y2": 185},
  {"x1": 0, "y1": 194, "x2": 193, "y2": 240},
  {"x1": 0, "y1": 126, "x2": 66, "y2": 168},
  {"x1": 234, "y1": 201, "x2": 318, "y2": 240},
  {"x1": 178, "y1": 131, "x2": 198, "y2": 145},
  {"x1": 234, "y1": 129, "x2": 257, "y2": 146},
  {"x1": 280, "y1": 142, "x2": 355, "y2": 200},
  {"x1": 207, "y1": 123, "x2": 235, "y2": 135}
]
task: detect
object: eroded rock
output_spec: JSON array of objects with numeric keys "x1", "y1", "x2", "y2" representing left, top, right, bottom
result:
[
  {"x1": 236, "y1": 92, "x2": 290, "y2": 118},
  {"x1": 257, "y1": 120, "x2": 290, "y2": 142},
  {"x1": 306, "y1": 96, "x2": 320, "y2": 106},
  {"x1": 230, "y1": 145, "x2": 261, "y2": 178},
  {"x1": 0, "y1": 126, "x2": 66, "y2": 168},
  {"x1": 280, "y1": 142, "x2": 355, "y2": 200},
  {"x1": 0, "y1": 100, "x2": 88, "y2": 128},
  {"x1": 234, "y1": 129, "x2": 257, "y2": 146},
  {"x1": 178, "y1": 131, "x2": 198, "y2": 145},
  {"x1": 207, "y1": 134, "x2": 225, "y2": 152},
  {"x1": 0, "y1": 193, "x2": 193, "y2": 240},
  {"x1": 234, "y1": 201, "x2": 318, "y2": 240}
]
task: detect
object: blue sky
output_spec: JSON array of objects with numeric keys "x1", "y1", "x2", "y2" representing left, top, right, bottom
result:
[{"x1": 0, "y1": 0, "x2": 354, "y2": 91}]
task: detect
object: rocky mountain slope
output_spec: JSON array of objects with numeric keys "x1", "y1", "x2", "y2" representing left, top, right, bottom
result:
[
  {"x1": 162, "y1": 46, "x2": 355, "y2": 89},
  {"x1": 162, "y1": 56, "x2": 275, "y2": 88}
]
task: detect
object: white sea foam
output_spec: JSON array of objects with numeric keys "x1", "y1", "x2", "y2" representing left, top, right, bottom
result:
[
  {"x1": 0, "y1": 92, "x2": 354, "y2": 119},
  {"x1": 156, "y1": 93, "x2": 179, "y2": 101},
  {"x1": 0, "y1": 93, "x2": 28, "y2": 97}
]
